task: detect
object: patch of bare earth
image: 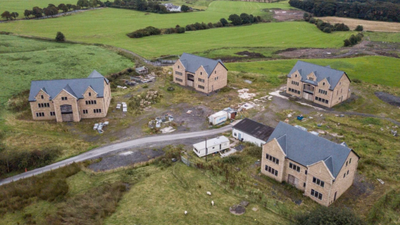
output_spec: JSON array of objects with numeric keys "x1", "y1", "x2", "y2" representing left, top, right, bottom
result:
[
  {"x1": 316, "y1": 16, "x2": 400, "y2": 32},
  {"x1": 272, "y1": 10, "x2": 304, "y2": 21},
  {"x1": 277, "y1": 40, "x2": 400, "y2": 59}
]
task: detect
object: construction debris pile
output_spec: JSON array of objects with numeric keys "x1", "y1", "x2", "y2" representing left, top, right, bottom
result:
[
  {"x1": 93, "y1": 121, "x2": 109, "y2": 134},
  {"x1": 129, "y1": 90, "x2": 162, "y2": 112},
  {"x1": 148, "y1": 114, "x2": 175, "y2": 133}
]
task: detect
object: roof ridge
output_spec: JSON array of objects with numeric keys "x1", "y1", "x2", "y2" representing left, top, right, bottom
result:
[
  {"x1": 31, "y1": 77, "x2": 105, "y2": 82},
  {"x1": 297, "y1": 60, "x2": 345, "y2": 73},
  {"x1": 182, "y1": 52, "x2": 220, "y2": 62}
]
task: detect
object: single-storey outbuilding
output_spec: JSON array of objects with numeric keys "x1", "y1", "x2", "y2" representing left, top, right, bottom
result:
[
  {"x1": 193, "y1": 136, "x2": 230, "y2": 157},
  {"x1": 232, "y1": 118, "x2": 274, "y2": 147}
]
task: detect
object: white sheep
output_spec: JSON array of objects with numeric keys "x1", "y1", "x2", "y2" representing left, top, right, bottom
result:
[
  {"x1": 207, "y1": 191, "x2": 212, "y2": 196},
  {"x1": 184, "y1": 211, "x2": 188, "y2": 215},
  {"x1": 211, "y1": 201, "x2": 215, "y2": 206}
]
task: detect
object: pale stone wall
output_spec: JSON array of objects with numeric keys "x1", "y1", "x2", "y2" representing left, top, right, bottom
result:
[
  {"x1": 261, "y1": 139, "x2": 286, "y2": 183},
  {"x1": 52, "y1": 90, "x2": 81, "y2": 122},
  {"x1": 328, "y1": 151, "x2": 359, "y2": 205},
  {"x1": 330, "y1": 74, "x2": 351, "y2": 107},
  {"x1": 305, "y1": 161, "x2": 335, "y2": 206},
  {"x1": 30, "y1": 90, "x2": 56, "y2": 121},
  {"x1": 172, "y1": 60, "x2": 186, "y2": 86},
  {"x1": 194, "y1": 66, "x2": 208, "y2": 93},
  {"x1": 287, "y1": 71, "x2": 351, "y2": 108},
  {"x1": 207, "y1": 63, "x2": 228, "y2": 93},
  {"x1": 78, "y1": 86, "x2": 106, "y2": 119},
  {"x1": 283, "y1": 159, "x2": 308, "y2": 191},
  {"x1": 30, "y1": 79, "x2": 111, "y2": 122},
  {"x1": 313, "y1": 78, "x2": 333, "y2": 107},
  {"x1": 286, "y1": 71, "x2": 303, "y2": 98},
  {"x1": 261, "y1": 138, "x2": 358, "y2": 206}
]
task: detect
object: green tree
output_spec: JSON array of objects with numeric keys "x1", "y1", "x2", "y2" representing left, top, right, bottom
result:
[
  {"x1": 303, "y1": 12, "x2": 310, "y2": 21},
  {"x1": 220, "y1": 18, "x2": 228, "y2": 26},
  {"x1": 295, "y1": 206, "x2": 365, "y2": 225},
  {"x1": 355, "y1": 25, "x2": 363, "y2": 31},
  {"x1": 55, "y1": 32, "x2": 66, "y2": 42},
  {"x1": 1, "y1": 11, "x2": 11, "y2": 20},
  {"x1": 228, "y1": 14, "x2": 242, "y2": 26},
  {"x1": 11, "y1": 12, "x2": 19, "y2": 19},
  {"x1": 24, "y1": 9, "x2": 32, "y2": 18},
  {"x1": 58, "y1": 4, "x2": 69, "y2": 12},
  {"x1": 240, "y1": 13, "x2": 252, "y2": 24},
  {"x1": 32, "y1": 7, "x2": 43, "y2": 18},
  {"x1": 181, "y1": 5, "x2": 190, "y2": 12},
  {"x1": 77, "y1": 0, "x2": 90, "y2": 8}
]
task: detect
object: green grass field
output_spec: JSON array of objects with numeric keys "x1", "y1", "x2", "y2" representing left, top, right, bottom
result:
[
  {"x1": 0, "y1": 0, "x2": 78, "y2": 19},
  {"x1": 0, "y1": 2, "x2": 355, "y2": 59},
  {"x1": 226, "y1": 56, "x2": 400, "y2": 87},
  {"x1": 0, "y1": 34, "x2": 133, "y2": 105},
  {"x1": 365, "y1": 31, "x2": 400, "y2": 43}
]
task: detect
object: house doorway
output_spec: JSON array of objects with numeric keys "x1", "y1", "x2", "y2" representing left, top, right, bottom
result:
[
  {"x1": 187, "y1": 74, "x2": 194, "y2": 87},
  {"x1": 287, "y1": 174, "x2": 297, "y2": 187},
  {"x1": 60, "y1": 104, "x2": 73, "y2": 122}
]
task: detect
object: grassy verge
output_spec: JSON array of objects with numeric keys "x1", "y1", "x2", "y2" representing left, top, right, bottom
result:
[{"x1": 226, "y1": 56, "x2": 400, "y2": 88}]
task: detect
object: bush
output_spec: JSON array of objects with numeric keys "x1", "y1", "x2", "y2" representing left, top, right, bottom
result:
[
  {"x1": 295, "y1": 206, "x2": 365, "y2": 225},
  {"x1": 303, "y1": 12, "x2": 310, "y2": 21},
  {"x1": 352, "y1": 78, "x2": 362, "y2": 83},
  {"x1": 0, "y1": 163, "x2": 80, "y2": 216},
  {"x1": 323, "y1": 27, "x2": 331, "y2": 33},
  {"x1": 55, "y1": 31, "x2": 65, "y2": 42},
  {"x1": 355, "y1": 25, "x2": 363, "y2": 31},
  {"x1": 309, "y1": 17, "x2": 316, "y2": 24},
  {"x1": 222, "y1": 155, "x2": 242, "y2": 164},
  {"x1": 127, "y1": 26, "x2": 161, "y2": 38},
  {"x1": 246, "y1": 145, "x2": 262, "y2": 158},
  {"x1": 0, "y1": 146, "x2": 62, "y2": 176}
]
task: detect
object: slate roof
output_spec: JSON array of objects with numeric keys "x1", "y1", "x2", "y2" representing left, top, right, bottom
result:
[
  {"x1": 267, "y1": 122, "x2": 353, "y2": 178},
  {"x1": 287, "y1": 61, "x2": 348, "y2": 90},
  {"x1": 179, "y1": 53, "x2": 227, "y2": 77},
  {"x1": 29, "y1": 70, "x2": 108, "y2": 101},
  {"x1": 233, "y1": 118, "x2": 274, "y2": 142}
]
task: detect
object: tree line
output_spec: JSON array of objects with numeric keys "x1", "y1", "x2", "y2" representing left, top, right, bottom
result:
[
  {"x1": 106, "y1": 0, "x2": 190, "y2": 14},
  {"x1": 289, "y1": 0, "x2": 400, "y2": 22},
  {"x1": 127, "y1": 13, "x2": 265, "y2": 38},
  {"x1": 1, "y1": 0, "x2": 104, "y2": 20}
]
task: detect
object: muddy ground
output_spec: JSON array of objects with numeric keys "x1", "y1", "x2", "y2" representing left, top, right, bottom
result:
[
  {"x1": 87, "y1": 136, "x2": 216, "y2": 171},
  {"x1": 375, "y1": 91, "x2": 400, "y2": 107},
  {"x1": 272, "y1": 10, "x2": 304, "y2": 22},
  {"x1": 277, "y1": 40, "x2": 400, "y2": 59}
]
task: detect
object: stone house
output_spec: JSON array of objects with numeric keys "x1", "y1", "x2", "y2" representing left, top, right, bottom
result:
[
  {"x1": 286, "y1": 61, "x2": 351, "y2": 108},
  {"x1": 261, "y1": 122, "x2": 360, "y2": 206},
  {"x1": 28, "y1": 70, "x2": 111, "y2": 122},
  {"x1": 173, "y1": 53, "x2": 228, "y2": 94}
]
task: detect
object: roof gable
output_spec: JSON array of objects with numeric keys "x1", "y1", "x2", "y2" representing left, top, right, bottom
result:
[
  {"x1": 288, "y1": 61, "x2": 346, "y2": 90},
  {"x1": 267, "y1": 122, "x2": 352, "y2": 178},
  {"x1": 179, "y1": 53, "x2": 227, "y2": 77},
  {"x1": 29, "y1": 70, "x2": 107, "y2": 102}
]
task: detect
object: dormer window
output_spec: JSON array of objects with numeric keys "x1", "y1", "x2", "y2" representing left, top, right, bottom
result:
[
  {"x1": 41, "y1": 95, "x2": 44, "y2": 99},
  {"x1": 323, "y1": 82, "x2": 325, "y2": 86},
  {"x1": 61, "y1": 97, "x2": 68, "y2": 101},
  {"x1": 309, "y1": 77, "x2": 313, "y2": 81},
  {"x1": 200, "y1": 72, "x2": 202, "y2": 75},
  {"x1": 178, "y1": 65, "x2": 180, "y2": 69},
  {"x1": 295, "y1": 74, "x2": 297, "y2": 78},
  {"x1": 89, "y1": 92, "x2": 91, "y2": 97}
]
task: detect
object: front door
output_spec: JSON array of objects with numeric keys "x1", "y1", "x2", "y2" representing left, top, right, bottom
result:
[
  {"x1": 60, "y1": 104, "x2": 73, "y2": 122},
  {"x1": 238, "y1": 133, "x2": 241, "y2": 140},
  {"x1": 187, "y1": 74, "x2": 194, "y2": 87},
  {"x1": 288, "y1": 174, "x2": 297, "y2": 187}
]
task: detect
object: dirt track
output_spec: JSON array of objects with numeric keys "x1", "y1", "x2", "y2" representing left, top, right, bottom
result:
[{"x1": 277, "y1": 40, "x2": 400, "y2": 59}]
